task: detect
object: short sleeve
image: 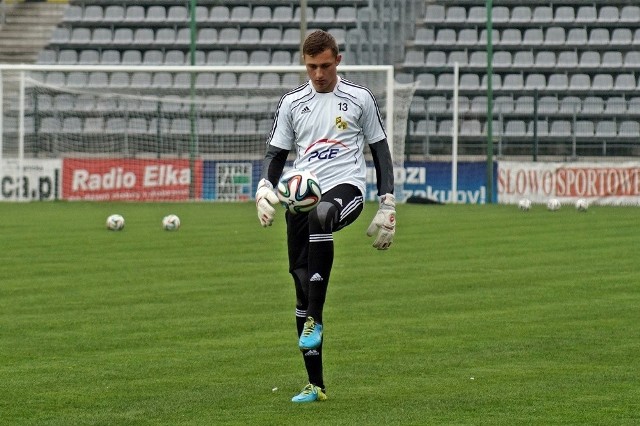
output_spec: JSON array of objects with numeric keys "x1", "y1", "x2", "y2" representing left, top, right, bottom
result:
[
  {"x1": 361, "y1": 92, "x2": 387, "y2": 144},
  {"x1": 267, "y1": 96, "x2": 295, "y2": 150}
]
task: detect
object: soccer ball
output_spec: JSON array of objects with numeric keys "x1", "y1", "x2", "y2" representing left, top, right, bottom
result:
[
  {"x1": 162, "y1": 214, "x2": 181, "y2": 231},
  {"x1": 547, "y1": 198, "x2": 561, "y2": 211},
  {"x1": 277, "y1": 168, "x2": 322, "y2": 214},
  {"x1": 575, "y1": 198, "x2": 589, "y2": 212},
  {"x1": 106, "y1": 214, "x2": 125, "y2": 231},
  {"x1": 518, "y1": 198, "x2": 532, "y2": 211}
]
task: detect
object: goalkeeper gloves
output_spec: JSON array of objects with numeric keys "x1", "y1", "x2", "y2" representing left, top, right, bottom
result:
[
  {"x1": 366, "y1": 193, "x2": 396, "y2": 250},
  {"x1": 255, "y1": 178, "x2": 279, "y2": 227}
]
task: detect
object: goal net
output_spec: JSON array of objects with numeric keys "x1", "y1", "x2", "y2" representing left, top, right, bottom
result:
[{"x1": 0, "y1": 64, "x2": 413, "y2": 202}]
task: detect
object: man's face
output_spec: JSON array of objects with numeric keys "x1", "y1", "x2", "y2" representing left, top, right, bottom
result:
[{"x1": 304, "y1": 48, "x2": 342, "y2": 93}]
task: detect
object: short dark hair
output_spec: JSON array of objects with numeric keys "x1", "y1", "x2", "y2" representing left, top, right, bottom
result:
[{"x1": 302, "y1": 30, "x2": 339, "y2": 57}]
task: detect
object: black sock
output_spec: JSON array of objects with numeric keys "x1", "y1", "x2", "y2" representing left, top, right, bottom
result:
[{"x1": 306, "y1": 234, "x2": 333, "y2": 324}]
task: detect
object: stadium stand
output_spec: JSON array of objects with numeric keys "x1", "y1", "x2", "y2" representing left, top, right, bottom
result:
[
  {"x1": 402, "y1": 1, "x2": 640, "y2": 157},
  {"x1": 10, "y1": 1, "x2": 640, "y2": 158}
]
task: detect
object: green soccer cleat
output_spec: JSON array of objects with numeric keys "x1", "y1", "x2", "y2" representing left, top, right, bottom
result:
[
  {"x1": 291, "y1": 383, "x2": 327, "y2": 403},
  {"x1": 298, "y1": 317, "x2": 323, "y2": 350}
]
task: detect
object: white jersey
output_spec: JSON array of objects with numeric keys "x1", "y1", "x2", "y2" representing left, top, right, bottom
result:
[{"x1": 267, "y1": 76, "x2": 386, "y2": 196}]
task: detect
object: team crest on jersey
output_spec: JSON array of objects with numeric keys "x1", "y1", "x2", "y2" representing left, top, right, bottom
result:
[{"x1": 335, "y1": 116, "x2": 348, "y2": 130}]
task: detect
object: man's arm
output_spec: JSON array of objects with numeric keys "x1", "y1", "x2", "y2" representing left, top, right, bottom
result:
[
  {"x1": 367, "y1": 138, "x2": 396, "y2": 250},
  {"x1": 369, "y1": 138, "x2": 394, "y2": 195},
  {"x1": 256, "y1": 145, "x2": 290, "y2": 227},
  {"x1": 261, "y1": 144, "x2": 289, "y2": 186}
]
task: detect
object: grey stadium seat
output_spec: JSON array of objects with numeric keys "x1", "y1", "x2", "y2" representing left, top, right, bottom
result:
[
  {"x1": 620, "y1": 6, "x2": 640, "y2": 24},
  {"x1": 554, "y1": 6, "x2": 574, "y2": 23},
  {"x1": 592, "y1": 74, "x2": 613, "y2": 91},
  {"x1": 251, "y1": 6, "x2": 272, "y2": 23},
  {"x1": 582, "y1": 96, "x2": 604, "y2": 114},
  {"x1": 550, "y1": 120, "x2": 571, "y2": 137},
  {"x1": 595, "y1": 121, "x2": 617, "y2": 137},
  {"x1": 167, "y1": 6, "x2": 188, "y2": 23},
  {"x1": 209, "y1": 6, "x2": 230, "y2": 23},
  {"x1": 446, "y1": 6, "x2": 466, "y2": 23},
  {"x1": 575, "y1": 120, "x2": 594, "y2": 137},
  {"x1": 230, "y1": 6, "x2": 251, "y2": 23},
  {"x1": 619, "y1": 121, "x2": 640, "y2": 137},
  {"x1": 113, "y1": 28, "x2": 133, "y2": 45},
  {"x1": 511, "y1": 6, "x2": 531, "y2": 23},
  {"x1": 124, "y1": 5, "x2": 145, "y2": 23},
  {"x1": 83, "y1": 5, "x2": 103, "y2": 23},
  {"x1": 576, "y1": 6, "x2": 597, "y2": 23},
  {"x1": 103, "y1": 5, "x2": 124, "y2": 23},
  {"x1": 146, "y1": 6, "x2": 166, "y2": 23}
]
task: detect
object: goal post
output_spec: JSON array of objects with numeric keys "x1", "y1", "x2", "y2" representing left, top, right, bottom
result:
[{"x1": 0, "y1": 64, "x2": 412, "y2": 202}]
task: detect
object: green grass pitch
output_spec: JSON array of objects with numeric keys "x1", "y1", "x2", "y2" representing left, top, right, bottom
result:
[{"x1": 1, "y1": 201, "x2": 639, "y2": 425}]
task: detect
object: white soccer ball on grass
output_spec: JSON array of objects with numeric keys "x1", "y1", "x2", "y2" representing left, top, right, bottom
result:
[
  {"x1": 575, "y1": 198, "x2": 588, "y2": 212},
  {"x1": 106, "y1": 214, "x2": 125, "y2": 231},
  {"x1": 277, "y1": 169, "x2": 322, "y2": 214},
  {"x1": 518, "y1": 198, "x2": 532, "y2": 211},
  {"x1": 162, "y1": 214, "x2": 181, "y2": 231},
  {"x1": 546, "y1": 198, "x2": 561, "y2": 211}
]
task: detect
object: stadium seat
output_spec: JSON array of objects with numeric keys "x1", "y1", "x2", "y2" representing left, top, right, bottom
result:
[
  {"x1": 272, "y1": 50, "x2": 292, "y2": 65},
  {"x1": 554, "y1": 6, "x2": 574, "y2": 23},
  {"x1": 261, "y1": 28, "x2": 282, "y2": 45},
  {"x1": 550, "y1": 120, "x2": 571, "y2": 137},
  {"x1": 315, "y1": 6, "x2": 336, "y2": 24},
  {"x1": 611, "y1": 28, "x2": 632, "y2": 46},
  {"x1": 87, "y1": 71, "x2": 108, "y2": 88},
  {"x1": 164, "y1": 50, "x2": 185, "y2": 65},
  {"x1": 67, "y1": 71, "x2": 88, "y2": 87},
  {"x1": 272, "y1": 6, "x2": 293, "y2": 24},
  {"x1": 544, "y1": 27, "x2": 565, "y2": 46},
  {"x1": 124, "y1": 6, "x2": 145, "y2": 23},
  {"x1": 37, "y1": 49, "x2": 56, "y2": 64},
  {"x1": 528, "y1": 120, "x2": 549, "y2": 137},
  {"x1": 172, "y1": 72, "x2": 191, "y2": 89},
  {"x1": 598, "y1": 6, "x2": 619, "y2": 23},
  {"x1": 103, "y1": 5, "x2": 124, "y2": 23},
  {"x1": 167, "y1": 6, "x2": 188, "y2": 23},
  {"x1": 416, "y1": 73, "x2": 436, "y2": 90},
  {"x1": 53, "y1": 94, "x2": 75, "y2": 111},
  {"x1": 614, "y1": 74, "x2": 636, "y2": 91},
  {"x1": 522, "y1": 28, "x2": 543, "y2": 47},
  {"x1": 84, "y1": 117, "x2": 104, "y2": 133},
  {"x1": 535, "y1": 51, "x2": 555, "y2": 69},
  {"x1": 82, "y1": 5, "x2": 103, "y2": 23},
  {"x1": 619, "y1": 121, "x2": 640, "y2": 137},
  {"x1": 604, "y1": 97, "x2": 626, "y2": 115},
  {"x1": 494, "y1": 96, "x2": 514, "y2": 114},
  {"x1": 515, "y1": 96, "x2": 534, "y2": 114},
  {"x1": 155, "y1": 28, "x2": 176, "y2": 45},
  {"x1": 216, "y1": 72, "x2": 237, "y2": 88},
  {"x1": 566, "y1": 28, "x2": 588, "y2": 46},
  {"x1": 130, "y1": 72, "x2": 152, "y2": 88},
  {"x1": 151, "y1": 72, "x2": 173, "y2": 89},
  {"x1": 214, "y1": 118, "x2": 236, "y2": 135},
  {"x1": 560, "y1": 96, "x2": 581, "y2": 114},
  {"x1": 251, "y1": 6, "x2": 272, "y2": 23},
  {"x1": 238, "y1": 72, "x2": 259, "y2": 88},
  {"x1": 218, "y1": 28, "x2": 240, "y2": 45},
  {"x1": 57, "y1": 49, "x2": 78, "y2": 65},
  {"x1": 569, "y1": 74, "x2": 590, "y2": 91},
  {"x1": 500, "y1": 29, "x2": 521, "y2": 46},
  {"x1": 209, "y1": 6, "x2": 230, "y2": 23},
  {"x1": 502, "y1": 74, "x2": 524, "y2": 91},
  {"x1": 75, "y1": 94, "x2": 95, "y2": 112},
  {"x1": 492, "y1": 6, "x2": 509, "y2": 24},
  {"x1": 579, "y1": 51, "x2": 600, "y2": 68},
  {"x1": 425, "y1": 51, "x2": 446, "y2": 68},
  {"x1": 228, "y1": 50, "x2": 249, "y2": 65},
  {"x1": 62, "y1": 117, "x2": 82, "y2": 134},
  {"x1": 50, "y1": 27, "x2": 71, "y2": 44},
  {"x1": 457, "y1": 29, "x2": 477, "y2": 47},
  {"x1": 335, "y1": 6, "x2": 357, "y2": 25},
  {"x1": 524, "y1": 73, "x2": 547, "y2": 90},
  {"x1": 436, "y1": 73, "x2": 454, "y2": 90},
  {"x1": 448, "y1": 51, "x2": 468, "y2": 67},
  {"x1": 424, "y1": 5, "x2": 445, "y2": 24},
  {"x1": 230, "y1": 6, "x2": 251, "y2": 23},
  {"x1": 112, "y1": 28, "x2": 133, "y2": 45},
  {"x1": 620, "y1": 6, "x2": 640, "y2": 24},
  {"x1": 259, "y1": 73, "x2": 280, "y2": 89},
  {"x1": 142, "y1": 50, "x2": 163, "y2": 65},
  {"x1": 511, "y1": 6, "x2": 532, "y2": 24},
  {"x1": 195, "y1": 73, "x2": 216, "y2": 88},
  {"x1": 504, "y1": 120, "x2": 526, "y2": 137},
  {"x1": 592, "y1": 74, "x2": 614, "y2": 91},
  {"x1": 589, "y1": 28, "x2": 610, "y2": 46},
  {"x1": 90, "y1": 28, "x2": 112, "y2": 46},
  {"x1": 602, "y1": 51, "x2": 623, "y2": 69},
  {"x1": 63, "y1": 5, "x2": 83, "y2": 23},
  {"x1": 146, "y1": 6, "x2": 166, "y2": 23},
  {"x1": 538, "y1": 96, "x2": 559, "y2": 114},
  {"x1": 109, "y1": 71, "x2": 129, "y2": 89},
  {"x1": 444, "y1": 6, "x2": 464, "y2": 23},
  {"x1": 239, "y1": 28, "x2": 260, "y2": 45},
  {"x1": 582, "y1": 96, "x2": 604, "y2": 114},
  {"x1": 467, "y1": 6, "x2": 485, "y2": 24},
  {"x1": 557, "y1": 51, "x2": 578, "y2": 69},
  {"x1": 575, "y1": 120, "x2": 594, "y2": 137},
  {"x1": 532, "y1": 6, "x2": 553, "y2": 23},
  {"x1": 576, "y1": 6, "x2": 597, "y2": 23},
  {"x1": 197, "y1": 28, "x2": 218, "y2": 46},
  {"x1": 596, "y1": 121, "x2": 617, "y2": 137},
  {"x1": 133, "y1": 28, "x2": 154, "y2": 46},
  {"x1": 435, "y1": 29, "x2": 456, "y2": 46}
]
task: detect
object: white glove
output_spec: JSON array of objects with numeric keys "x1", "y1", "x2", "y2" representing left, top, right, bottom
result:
[
  {"x1": 255, "y1": 178, "x2": 279, "y2": 227},
  {"x1": 366, "y1": 193, "x2": 396, "y2": 250}
]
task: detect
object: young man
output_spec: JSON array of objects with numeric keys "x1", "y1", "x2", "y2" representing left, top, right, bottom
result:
[{"x1": 255, "y1": 30, "x2": 396, "y2": 403}]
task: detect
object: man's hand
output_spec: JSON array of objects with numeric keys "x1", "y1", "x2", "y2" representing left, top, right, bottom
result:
[
  {"x1": 366, "y1": 193, "x2": 396, "y2": 250},
  {"x1": 256, "y1": 179, "x2": 279, "y2": 227}
]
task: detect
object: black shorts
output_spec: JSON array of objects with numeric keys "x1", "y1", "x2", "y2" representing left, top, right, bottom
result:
[{"x1": 286, "y1": 183, "x2": 364, "y2": 270}]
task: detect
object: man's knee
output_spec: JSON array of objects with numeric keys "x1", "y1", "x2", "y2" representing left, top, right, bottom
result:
[{"x1": 309, "y1": 201, "x2": 338, "y2": 233}]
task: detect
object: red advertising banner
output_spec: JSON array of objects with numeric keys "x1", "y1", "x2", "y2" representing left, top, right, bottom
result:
[
  {"x1": 498, "y1": 161, "x2": 640, "y2": 205},
  {"x1": 62, "y1": 158, "x2": 202, "y2": 201}
]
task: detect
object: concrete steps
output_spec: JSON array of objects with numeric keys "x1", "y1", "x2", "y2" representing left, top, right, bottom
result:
[{"x1": 0, "y1": 2, "x2": 67, "y2": 64}]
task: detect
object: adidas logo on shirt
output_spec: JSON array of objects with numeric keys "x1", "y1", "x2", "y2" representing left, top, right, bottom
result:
[{"x1": 301, "y1": 106, "x2": 311, "y2": 114}]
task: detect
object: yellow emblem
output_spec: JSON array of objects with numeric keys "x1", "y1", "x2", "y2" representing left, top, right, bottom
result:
[{"x1": 335, "y1": 116, "x2": 348, "y2": 130}]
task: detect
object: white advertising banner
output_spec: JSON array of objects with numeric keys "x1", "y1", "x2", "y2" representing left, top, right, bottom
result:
[
  {"x1": 0, "y1": 159, "x2": 62, "y2": 201},
  {"x1": 498, "y1": 161, "x2": 640, "y2": 205}
]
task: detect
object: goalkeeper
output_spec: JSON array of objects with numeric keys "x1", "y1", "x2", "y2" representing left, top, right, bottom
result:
[{"x1": 255, "y1": 30, "x2": 395, "y2": 403}]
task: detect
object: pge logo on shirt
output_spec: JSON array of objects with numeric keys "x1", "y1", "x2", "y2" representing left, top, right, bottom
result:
[{"x1": 305, "y1": 139, "x2": 349, "y2": 162}]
